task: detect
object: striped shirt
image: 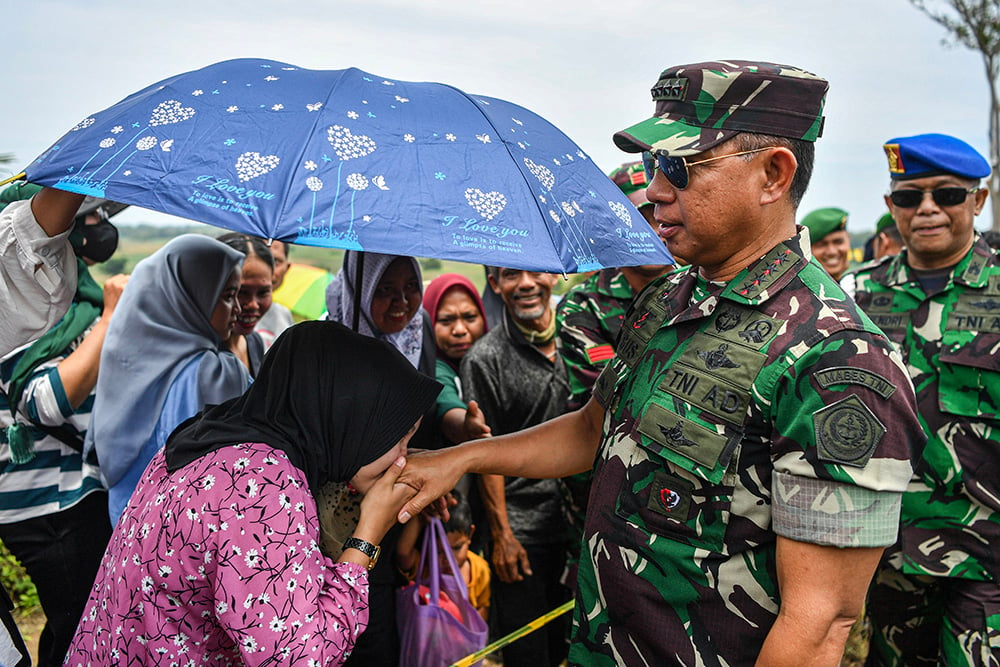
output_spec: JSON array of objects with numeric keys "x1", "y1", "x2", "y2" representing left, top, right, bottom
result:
[{"x1": 0, "y1": 321, "x2": 105, "y2": 523}]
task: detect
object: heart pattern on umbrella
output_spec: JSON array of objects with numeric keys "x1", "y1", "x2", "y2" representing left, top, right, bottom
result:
[
  {"x1": 150, "y1": 100, "x2": 196, "y2": 127},
  {"x1": 465, "y1": 188, "x2": 507, "y2": 221},
  {"x1": 24, "y1": 59, "x2": 674, "y2": 273},
  {"x1": 327, "y1": 125, "x2": 376, "y2": 161},
  {"x1": 236, "y1": 152, "x2": 280, "y2": 183}
]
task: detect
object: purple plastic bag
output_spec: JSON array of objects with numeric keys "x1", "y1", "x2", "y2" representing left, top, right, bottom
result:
[{"x1": 397, "y1": 517, "x2": 488, "y2": 667}]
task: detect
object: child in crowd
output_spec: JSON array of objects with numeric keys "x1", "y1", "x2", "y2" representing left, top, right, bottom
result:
[{"x1": 396, "y1": 489, "x2": 491, "y2": 621}]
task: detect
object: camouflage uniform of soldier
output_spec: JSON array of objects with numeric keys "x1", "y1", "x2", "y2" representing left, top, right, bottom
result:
[
  {"x1": 394, "y1": 60, "x2": 923, "y2": 667},
  {"x1": 572, "y1": 61, "x2": 921, "y2": 665},
  {"x1": 556, "y1": 162, "x2": 673, "y2": 587},
  {"x1": 849, "y1": 134, "x2": 999, "y2": 666}
]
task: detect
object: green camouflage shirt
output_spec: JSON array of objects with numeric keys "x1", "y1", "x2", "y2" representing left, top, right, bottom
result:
[
  {"x1": 851, "y1": 235, "x2": 1000, "y2": 581},
  {"x1": 569, "y1": 229, "x2": 920, "y2": 666},
  {"x1": 557, "y1": 268, "x2": 639, "y2": 410}
]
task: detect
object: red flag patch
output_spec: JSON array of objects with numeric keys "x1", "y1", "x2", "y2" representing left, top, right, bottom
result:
[{"x1": 586, "y1": 344, "x2": 615, "y2": 363}]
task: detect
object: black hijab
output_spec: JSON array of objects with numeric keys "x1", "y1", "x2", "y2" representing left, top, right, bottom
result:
[{"x1": 164, "y1": 321, "x2": 442, "y2": 492}]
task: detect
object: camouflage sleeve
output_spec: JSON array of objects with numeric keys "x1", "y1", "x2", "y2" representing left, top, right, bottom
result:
[
  {"x1": 557, "y1": 289, "x2": 616, "y2": 409},
  {"x1": 768, "y1": 329, "x2": 921, "y2": 547}
]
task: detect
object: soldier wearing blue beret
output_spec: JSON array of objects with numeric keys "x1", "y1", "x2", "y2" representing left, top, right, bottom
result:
[{"x1": 851, "y1": 133, "x2": 997, "y2": 665}]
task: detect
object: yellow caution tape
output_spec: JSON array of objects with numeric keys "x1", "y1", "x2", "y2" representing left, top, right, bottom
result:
[{"x1": 449, "y1": 600, "x2": 574, "y2": 667}]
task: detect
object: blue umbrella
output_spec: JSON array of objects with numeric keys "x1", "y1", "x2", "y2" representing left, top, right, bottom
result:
[{"x1": 21, "y1": 58, "x2": 672, "y2": 273}]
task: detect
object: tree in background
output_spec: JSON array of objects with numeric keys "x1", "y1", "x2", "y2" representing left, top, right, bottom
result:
[{"x1": 909, "y1": 0, "x2": 999, "y2": 229}]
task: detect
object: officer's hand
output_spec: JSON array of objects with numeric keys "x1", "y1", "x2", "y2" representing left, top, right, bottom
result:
[{"x1": 492, "y1": 531, "x2": 532, "y2": 584}]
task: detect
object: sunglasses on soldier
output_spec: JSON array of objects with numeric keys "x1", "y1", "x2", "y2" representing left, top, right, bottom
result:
[
  {"x1": 642, "y1": 148, "x2": 772, "y2": 190},
  {"x1": 888, "y1": 187, "x2": 981, "y2": 209}
]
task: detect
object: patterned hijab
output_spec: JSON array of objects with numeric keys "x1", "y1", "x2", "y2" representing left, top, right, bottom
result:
[
  {"x1": 85, "y1": 235, "x2": 250, "y2": 487},
  {"x1": 325, "y1": 251, "x2": 424, "y2": 367},
  {"x1": 165, "y1": 321, "x2": 442, "y2": 492}
]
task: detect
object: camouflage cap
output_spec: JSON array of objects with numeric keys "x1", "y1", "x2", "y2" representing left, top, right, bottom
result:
[
  {"x1": 608, "y1": 161, "x2": 652, "y2": 208},
  {"x1": 614, "y1": 60, "x2": 829, "y2": 157},
  {"x1": 801, "y1": 207, "x2": 848, "y2": 242}
]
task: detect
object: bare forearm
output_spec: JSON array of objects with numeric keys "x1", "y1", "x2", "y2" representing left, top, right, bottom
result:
[
  {"x1": 397, "y1": 399, "x2": 604, "y2": 522},
  {"x1": 478, "y1": 474, "x2": 511, "y2": 536},
  {"x1": 757, "y1": 537, "x2": 883, "y2": 666},
  {"x1": 441, "y1": 408, "x2": 467, "y2": 445},
  {"x1": 756, "y1": 612, "x2": 856, "y2": 666},
  {"x1": 31, "y1": 188, "x2": 84, "y2": 237},
  {"x1": 464, "y1": 399, "x2": 603, "y2": 479},
  {"x1": 56, "y1": 318, "x2": 108, "y2": 408}
]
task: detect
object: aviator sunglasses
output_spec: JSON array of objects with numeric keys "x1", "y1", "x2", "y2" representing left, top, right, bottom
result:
[
  {"x1": 642, "y1": 148, "x2": 772, "y2": 190},
  {"x1": 888, "y1": 187, "x2": 982, "y2": 209}
]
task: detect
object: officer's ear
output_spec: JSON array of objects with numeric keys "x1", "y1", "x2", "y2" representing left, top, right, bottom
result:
[
  {"x1": 973, "y1": 185, "x2": 989, "y2": 215},
  {"x1": 759, "y1": 146, "x2": 797, "y2": 207}
]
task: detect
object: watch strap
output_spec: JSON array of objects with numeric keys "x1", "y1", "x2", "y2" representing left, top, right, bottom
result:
[{"x1": 343, "y1": 537, "x2": 380, "y2": 569}]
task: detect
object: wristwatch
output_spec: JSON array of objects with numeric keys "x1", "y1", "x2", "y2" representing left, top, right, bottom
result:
[{"x1": 343, "y1": 537, "x2": 381, "y2": 571}]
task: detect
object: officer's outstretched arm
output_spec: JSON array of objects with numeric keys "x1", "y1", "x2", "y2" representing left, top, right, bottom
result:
[
  {"x1": 396, "y1": 398, "x2": 604, "y2": 523},
  {"x1": 757, "y1": 536, "x2": 883, "y2": 666}
]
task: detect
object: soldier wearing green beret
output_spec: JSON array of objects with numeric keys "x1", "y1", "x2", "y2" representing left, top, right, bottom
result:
[
  {"x1": 851, "y1": 133, "x2": 998, "y2": 666},
  {"x1": 801, "y1": 206, "x2": 851, "y2": 280},
  {"x1": 395, "y1": 60, "x2": 922, "y2": 666},
  {"x1": 871, "y1": 212, "x2": 903, "y2": 260}
]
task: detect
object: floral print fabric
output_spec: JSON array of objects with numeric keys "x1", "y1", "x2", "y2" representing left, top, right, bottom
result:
[{"x1": 66, "y1": 442, "x2": 369, "y2": 666}]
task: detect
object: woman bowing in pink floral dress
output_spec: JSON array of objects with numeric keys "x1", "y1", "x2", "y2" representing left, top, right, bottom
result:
[{"x1": 66, "y1": 321, "x2": 441, "y2": 666}]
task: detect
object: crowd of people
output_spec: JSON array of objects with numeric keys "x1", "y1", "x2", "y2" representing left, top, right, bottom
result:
[{"x1": 0, "y1": 56, "x2": 997, "y2": 667}]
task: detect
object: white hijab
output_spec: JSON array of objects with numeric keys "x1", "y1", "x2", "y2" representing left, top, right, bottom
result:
[{"x1": 325, "y1": 251, "x2": 423, "y2": 367}]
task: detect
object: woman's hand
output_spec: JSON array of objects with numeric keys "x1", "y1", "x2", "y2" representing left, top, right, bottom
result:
[
  {"x1": 463, "y1": 400, "x2": 492, "y2": 440},
  {"x1": 352, "y1": 456, "x2": 416, "y2": 546}
]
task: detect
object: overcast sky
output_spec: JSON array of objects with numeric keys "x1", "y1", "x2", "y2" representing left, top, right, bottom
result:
[{"x1": 3, "y1": 0, "x2": 993, "y2": 234}]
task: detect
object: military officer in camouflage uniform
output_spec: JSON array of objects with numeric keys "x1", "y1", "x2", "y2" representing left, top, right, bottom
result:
[
  {"x1": 396, "y1": 60, "x2": 922, "y2": 666},
  {"x1": 848, "y1": 134, "x2": 998, "y2": 666}
]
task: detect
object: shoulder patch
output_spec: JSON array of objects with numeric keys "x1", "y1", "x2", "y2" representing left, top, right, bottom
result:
[
  {"x1": 586, "y1": 344, "x2": 615, "y2": 363},
  {"x1": 814, "y1": 395, "x2": 885, "y2": 468},
  {"x1": 813, "y1": 367, "x2": 897, "y2": 399}
]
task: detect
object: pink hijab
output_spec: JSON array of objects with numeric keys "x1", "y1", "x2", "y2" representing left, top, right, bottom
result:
[{"x1": 422, "y1": 273, "x2": 488, "y2": 366}]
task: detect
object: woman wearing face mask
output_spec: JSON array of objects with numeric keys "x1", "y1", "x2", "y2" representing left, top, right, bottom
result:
[
  {"x1": 85, "y1": 235, "x2": 251, "y2": 524},
  {"x1": 67, "y1": 322, "x2": 441, "y2": 665},
  {"x1": 216, "y1": 233, "x2": 275, "y2": 376}
]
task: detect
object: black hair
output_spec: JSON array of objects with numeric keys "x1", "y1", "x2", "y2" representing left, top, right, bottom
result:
[
  {"x1": 443, "y1": 488, "x2": 474, "y2": 535},
  {"x1": 269, "y1": 238, "x2": 291, "y2": 258},
  {"x1": 731, "y1": 132, "x2": 815, "y2": 208},
  {"x1": 216, "y1": 232, "x2": 275, "y2": 270}
]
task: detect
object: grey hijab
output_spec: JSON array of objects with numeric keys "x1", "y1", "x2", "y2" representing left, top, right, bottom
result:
[{"x1": 85, "y1": 234, "x2": 250, "y2": 487}]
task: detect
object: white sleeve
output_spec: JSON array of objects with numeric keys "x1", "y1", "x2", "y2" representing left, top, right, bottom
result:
[{"x1": 0, "y1": 199, "x2": 78, "y2": 357}]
